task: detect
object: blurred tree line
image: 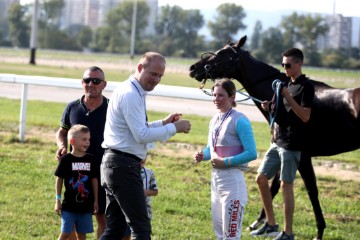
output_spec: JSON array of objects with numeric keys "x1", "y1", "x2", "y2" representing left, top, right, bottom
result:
[{"x1": 1, "y1": 0, "x2": 360, "y2": 69}]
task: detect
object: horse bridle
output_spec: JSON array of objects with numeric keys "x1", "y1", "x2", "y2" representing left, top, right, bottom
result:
[
  {"x1": 198, "y1": 46, "x2": 263, "y2": 103},
  {"x1": 198, "y1": 45, "x2": 279, "y2": 104},
  {"x1": 199, "y1": 46, "x2": 242, "y2": 88}
]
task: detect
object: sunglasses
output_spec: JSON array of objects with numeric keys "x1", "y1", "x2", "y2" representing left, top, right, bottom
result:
[
  {"x1": 281, "y1": 63, "x2": 292, "y2": 69},
  {"x1": 281, "y1": 63, "x2": 291, "y2": 69},
  {"x1": 83, "y1": 77, "x2": 103, "y2": 85}
]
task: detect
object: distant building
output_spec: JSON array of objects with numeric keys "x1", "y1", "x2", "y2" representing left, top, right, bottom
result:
[
  {"x1": 352, "y1": 17, "x2": 360, "y2": 48},
  {"x1": 61, "y1": 0, "x2": 157, "y2": 35},
  {"x1": 0, "y1": 0, "x2": 19, "y2": 16},
  {"x1": 61, "y1": 0, "x2": 86, "y2": 28},
  {"x1": 0, "y1": 0, "x2": 20, "y2": 38},
  {"x1": 144, "y1": 0, "x2": 158, "y2": 36},
  {"x1": 84, "y1": 0, "x2": 100, "y2": 28},
  {"x1": 325, "y1": 14, "x2": 352, "y2": 49},
  {"x1": 316, "y1": 14, "x2": 357, "y2": 50}
]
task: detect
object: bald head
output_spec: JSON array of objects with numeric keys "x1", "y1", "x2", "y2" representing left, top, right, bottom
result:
[
  {"x1": 134, "y1": 52, "x2": 166, "y2": 92},
  {"x1": 139, "y1": 52, "x2": 166, "y2": 69}
]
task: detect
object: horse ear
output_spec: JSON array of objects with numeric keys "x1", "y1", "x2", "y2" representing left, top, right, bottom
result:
[
  {"x1": 226, "y1": 38, "x2": 231, "y2": 45},
  {"x1": 235, "y1": 35, "x2": 247, "y2": 48}
]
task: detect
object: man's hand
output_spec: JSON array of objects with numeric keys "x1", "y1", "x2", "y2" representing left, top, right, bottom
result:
[
  {"x1": 173, "y1": 120, "x2": 191, "y2": 133},
  {"x1": 55, "y1": 128, "x2": 68, "y2": 160},
  {"x1": 163, "y1": 113, "x2": 182, "y2": 125},
  {"x1": 279, "y1": 84, "x2": 287, "y2": 96},
  {"x1": 56, "y1": 147, "x2": 67, "y2": 161},
  {"x1": 261, "y1": 100, "x2": 270, "y2": 111}
]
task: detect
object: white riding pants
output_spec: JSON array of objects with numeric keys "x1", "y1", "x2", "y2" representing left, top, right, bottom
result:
[{"x1": 211, "y1": 168, "x2": 247, "y2": 240}]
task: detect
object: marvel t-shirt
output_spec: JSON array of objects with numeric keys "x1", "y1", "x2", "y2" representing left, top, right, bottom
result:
[{"x1": 55, "y1": 153, "x2": 97, "y2": 213}]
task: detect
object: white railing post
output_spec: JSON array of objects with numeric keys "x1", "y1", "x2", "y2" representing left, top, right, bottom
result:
[{"x1": 19, "y1": 83, "x2": 28, "y2": 142}]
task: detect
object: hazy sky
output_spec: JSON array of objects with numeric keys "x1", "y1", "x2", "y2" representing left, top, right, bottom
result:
[
  {"x1": 158, "y1": 0, "x2": 360, "y2": 17},
  {"x1": 20, "y1": 0, "x2": 359, "y2": 17}
]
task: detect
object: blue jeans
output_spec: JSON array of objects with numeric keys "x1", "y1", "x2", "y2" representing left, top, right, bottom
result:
[{"x1": 100, "y1": 151, "x2": 151, "y2": 240}]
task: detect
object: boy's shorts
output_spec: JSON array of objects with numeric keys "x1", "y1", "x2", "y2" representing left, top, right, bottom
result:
[
  {"x1": 61, "y1": 210, "x2": 94, "y2": 234},
  {"x1": 257, "y1": 143, "x2": 301, "y2": 183}
]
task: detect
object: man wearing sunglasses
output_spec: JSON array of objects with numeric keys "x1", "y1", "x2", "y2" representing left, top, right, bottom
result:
[
  {"x1": 56, "y1": 66, "x2": 108, "y2": 239},
  {"x1": 250, "y1": 48, "x2": 314, "y2": 240}
]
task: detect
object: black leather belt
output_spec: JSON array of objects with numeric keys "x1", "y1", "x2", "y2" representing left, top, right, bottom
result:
[{"x1": 105, "y1": 148, "x2": 141, "y2": 162}]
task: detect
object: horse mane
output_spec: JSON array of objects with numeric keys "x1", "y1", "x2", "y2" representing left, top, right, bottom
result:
[
  {"x1": 236, "y1": 48, "x2": 281, "y2": 86},
  {"x1": 244, "y1": 47, "x2": 334, "y2": 91}
]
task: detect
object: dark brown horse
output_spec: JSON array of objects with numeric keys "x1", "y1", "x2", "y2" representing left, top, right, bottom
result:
[{"x1": 189, "y1": 35, "x2": 360, "y2": 240}]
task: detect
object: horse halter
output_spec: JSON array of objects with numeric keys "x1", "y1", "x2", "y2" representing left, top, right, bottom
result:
[
  {"x1": 199, "y1": 45, "x2": 240, "y2": 88},
  {"x1": 198, "y1": 46, "x2": 254, "y2": 103},
  {"x1": 199, "y1": 45, "x2": 262, "y2": 103}
]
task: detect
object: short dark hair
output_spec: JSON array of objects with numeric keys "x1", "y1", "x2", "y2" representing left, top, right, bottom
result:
[
  {"x1": 282, "y1": 48, "x2": 304, "y2": 62},
  {"x1": 88, "y1": 66, "x2": 105, "y2": 79}
]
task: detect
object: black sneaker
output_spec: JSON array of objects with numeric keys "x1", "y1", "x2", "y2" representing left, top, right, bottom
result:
[
  {"x1": 273, "y1": 231, "x2": 295, "y2": 240},
  {"x1": 247, "y1": 218, "x2": 265, "y2": 231},
  {"x1": 250, "y1": 222, "x2": 279, "y2": 237}
]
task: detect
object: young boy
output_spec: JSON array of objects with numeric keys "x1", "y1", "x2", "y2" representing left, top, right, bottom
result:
[
  {"x1": 140, "y1": 158, "x2": 158, "y2": 221},
  {"x1": 54, "y1": 124, "x2": 98, "y2": 240},
  {"x1": 122, "y1": 157, "x2": 158, "y2": 240}
]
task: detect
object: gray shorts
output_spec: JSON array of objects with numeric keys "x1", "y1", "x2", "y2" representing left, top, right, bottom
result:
[{"x1": 257, "y1": 143, "x2": 301, "y2": 183}]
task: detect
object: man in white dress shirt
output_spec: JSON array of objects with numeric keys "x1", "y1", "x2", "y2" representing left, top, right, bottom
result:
[{"x1": 100, "y1": 52, "x2": 191, "y2": 240}]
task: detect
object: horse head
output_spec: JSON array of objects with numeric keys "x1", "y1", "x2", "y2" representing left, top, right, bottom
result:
[
  {"x1": 189, "y1": 36, "x2": 285, "y2": 103},
  {"x1": 189, "y1": 35, "x2": 285, "y2": 121},
  {"x1": 189, "y1": 36, "x2": 248, "y2": 83}
]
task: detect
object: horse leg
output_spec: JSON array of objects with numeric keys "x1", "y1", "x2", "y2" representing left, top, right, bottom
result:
[
  {"x1": 247, "y1": 171, "x2": 281, "y2": 230},
  {"x1": 298, "y1": 153, "x2": 326, "y2": 240}
]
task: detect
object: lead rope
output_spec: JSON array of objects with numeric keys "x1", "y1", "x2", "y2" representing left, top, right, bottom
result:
[
  {"x1": 199, "y1": 79, "x2": 263, "y2": 104},
  {"x1": 199, "y1": 78, "x2": 284, "y2": 128},
  {"x1": 235, "y1": 90, "x2": 262, "y2": 104},
  {"x1": 269, "y1": 79, "x2": 284, "y2": 128}
]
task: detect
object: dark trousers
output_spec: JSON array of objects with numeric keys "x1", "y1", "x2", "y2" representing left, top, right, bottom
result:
[{"x1": 100, "y1": 151, "x2": 151, "y2": 240}]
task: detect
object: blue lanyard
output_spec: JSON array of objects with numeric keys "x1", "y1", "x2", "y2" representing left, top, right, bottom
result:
[
  {"x1": 131, "y1": 79, "x2": 148, "y2": 124},
  {"x1": 212, "y1": 108, "x2": 233, "y2": 150}
]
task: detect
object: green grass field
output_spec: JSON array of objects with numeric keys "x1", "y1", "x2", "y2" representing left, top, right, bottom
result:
[
  {"x1": 0, "y1": 97, "x2": 359, "y2": 239},
  {"x1": 0, "y1": 48, "x2": 360, "y2": 239}
]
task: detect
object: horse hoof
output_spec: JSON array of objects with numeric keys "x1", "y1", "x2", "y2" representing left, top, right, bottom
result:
[{"x1": 246, "y1": 219, "x2": 265, "y2": 231}]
